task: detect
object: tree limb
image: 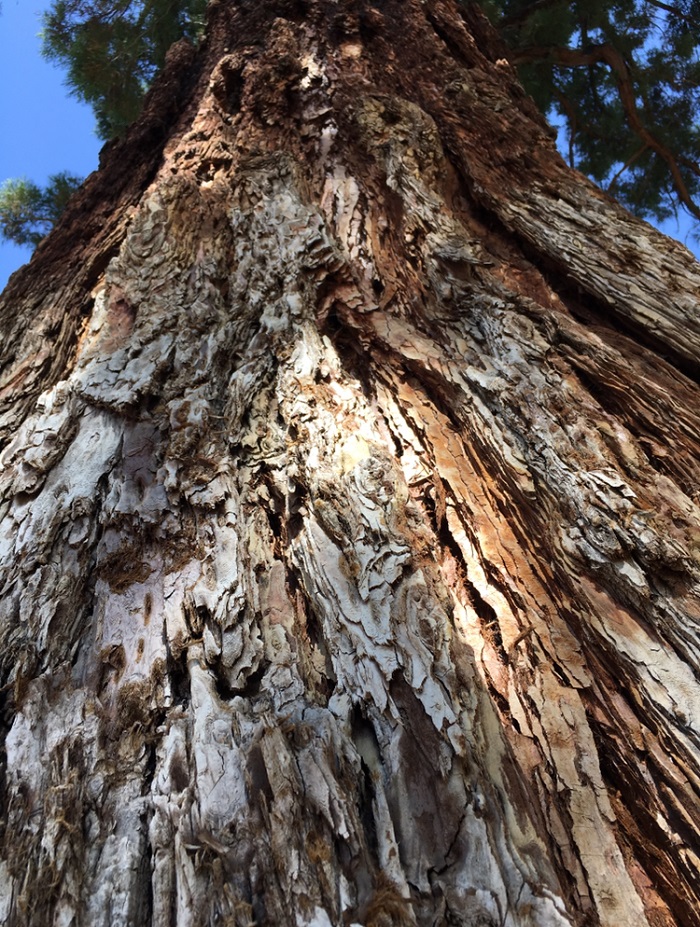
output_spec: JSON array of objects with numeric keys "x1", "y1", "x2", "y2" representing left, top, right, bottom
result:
[
  {"x1": 510, "y1": 42, "x2": 700, "y2": 220},
  {"x1": 644, "y1": 0, "x2": 700, "y2": 29}
]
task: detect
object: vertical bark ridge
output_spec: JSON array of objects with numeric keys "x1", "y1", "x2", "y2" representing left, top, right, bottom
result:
[{"x1": 0, "y1": 1, "x2": 699, "y2": 925}]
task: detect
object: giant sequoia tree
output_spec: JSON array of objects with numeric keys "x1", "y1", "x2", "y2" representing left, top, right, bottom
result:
[{"x1": 1, "y1": 1, "x2": 700, "y2": 925}]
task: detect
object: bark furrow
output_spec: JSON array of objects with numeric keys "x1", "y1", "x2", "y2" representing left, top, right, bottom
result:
[{"x1": 0, "y1": 2, "x2": 698, "y2": 925}]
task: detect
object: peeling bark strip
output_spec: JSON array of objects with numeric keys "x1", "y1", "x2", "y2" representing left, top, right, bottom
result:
[{"x1": 0, "y1": 1, "x2": 699, "y2": 925}]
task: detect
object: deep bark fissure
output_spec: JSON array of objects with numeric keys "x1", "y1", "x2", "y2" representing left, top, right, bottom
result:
[
  {"x1": 539, "y1": 255, "x2": 700, "y2": 386},
  {"x1": 0, "y1": 1, "x2": 699, "y2": 925},
  {"x1": 595, "y1": 740, "x2": 700, "y2": 927}
]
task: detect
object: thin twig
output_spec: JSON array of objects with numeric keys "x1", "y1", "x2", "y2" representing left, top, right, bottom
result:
[
  {"x1": 553, "y1": 89, "x2": 579, "y2": 168},
  {"x1": 607, "y1": 143, "x2": 649, "y2": 191},
  {"x1": 645, "y1": 0, "x2": 700, "y2": 29}
]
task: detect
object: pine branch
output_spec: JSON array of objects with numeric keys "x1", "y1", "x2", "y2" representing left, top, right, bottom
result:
[
  {"x1": 511, "y1": 42, "x2": 700, "y2": 220},
  {"x1": 644, "y1": 0, "x2": 700, "y2": 29}
]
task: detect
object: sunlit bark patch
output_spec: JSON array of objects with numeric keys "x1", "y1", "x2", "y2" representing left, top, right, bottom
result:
[{"x1": 0, "y1": 1, "x2": 698, "y2": 925}]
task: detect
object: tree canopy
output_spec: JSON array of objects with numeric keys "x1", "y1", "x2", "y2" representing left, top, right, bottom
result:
[
  {"x1": 0, "y1": 172, "x2": 83, "y2": 247},
  {"x1": 41, "y1": 0, "x2": 208, "y2": 140},
  {"x1": 482, "y1": 0, "x2": 700, "y2": 225},
  {"x1": 1, "y1": 0, "x2": 699, "y2": 247}
]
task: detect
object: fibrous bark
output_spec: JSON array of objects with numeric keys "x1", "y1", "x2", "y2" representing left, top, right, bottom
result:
[{"x1": 0, "y1": 2, "x2": 699, "y2": 925}]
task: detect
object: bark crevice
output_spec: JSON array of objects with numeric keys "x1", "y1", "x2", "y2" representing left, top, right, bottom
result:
[{"x1": 0, "y1": 1, "x2": 699, "y2": 925}]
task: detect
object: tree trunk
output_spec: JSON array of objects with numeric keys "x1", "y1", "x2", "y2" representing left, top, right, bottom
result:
[{"x1": 1, "y1": 1, "x2": 699, "y2": 925}]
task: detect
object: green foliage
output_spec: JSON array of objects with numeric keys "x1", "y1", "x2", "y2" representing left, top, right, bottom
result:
[
  {"x1": 0, "y1": 173, "x2": 83, "y2": 247},
  {"x1": 478, "y1": 0, "x2": 700, "y2": 226},
  {"x1": 0, "y1": 1, "x2": 205, "y2": 248},
  {"x1": 5, "y1": 1, "x2": 700, "y2": 247},
  {"x1": 42, "y1": 0, "x2": 207, "y2": 139}
]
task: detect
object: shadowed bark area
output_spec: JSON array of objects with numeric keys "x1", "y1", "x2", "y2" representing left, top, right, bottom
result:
[{"x1": 0, "y1": 1, "x2": 699, "y2": 925}]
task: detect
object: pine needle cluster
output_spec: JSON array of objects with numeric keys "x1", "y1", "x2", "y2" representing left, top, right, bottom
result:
[
  {"x1": 42, "y1": 0, "x2": 207, "y2": 139},
  {"x1": 479, "y1": 0, "x2": 700, "y2": 226},
  {"x1": 2, "y1": 0, "x2": 700, "y2": 248},
  {"x1": 0, "y1": 173, "x2": 83, "y2": 247}
]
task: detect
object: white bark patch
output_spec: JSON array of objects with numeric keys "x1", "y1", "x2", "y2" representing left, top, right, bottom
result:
[{"x1": 2, "y1": 7, "x2": 699, "y2": 923}]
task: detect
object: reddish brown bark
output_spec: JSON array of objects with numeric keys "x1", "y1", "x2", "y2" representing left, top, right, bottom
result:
[{"x1": 0, "y1": 2, "x2": 699, "y2": 926}]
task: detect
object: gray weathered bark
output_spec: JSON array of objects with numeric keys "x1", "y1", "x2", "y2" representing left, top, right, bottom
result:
[{"x1": 0, "y1": 1, "x2": 699, "y2": 925}]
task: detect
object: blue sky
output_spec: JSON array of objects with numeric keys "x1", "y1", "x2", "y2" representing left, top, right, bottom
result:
[
  {"x1": 0, "y1": 2, "x2": 698, "y2": 293},
  {"x1": 0, "y1": 1, "x2": 102, "y2": 291}
]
